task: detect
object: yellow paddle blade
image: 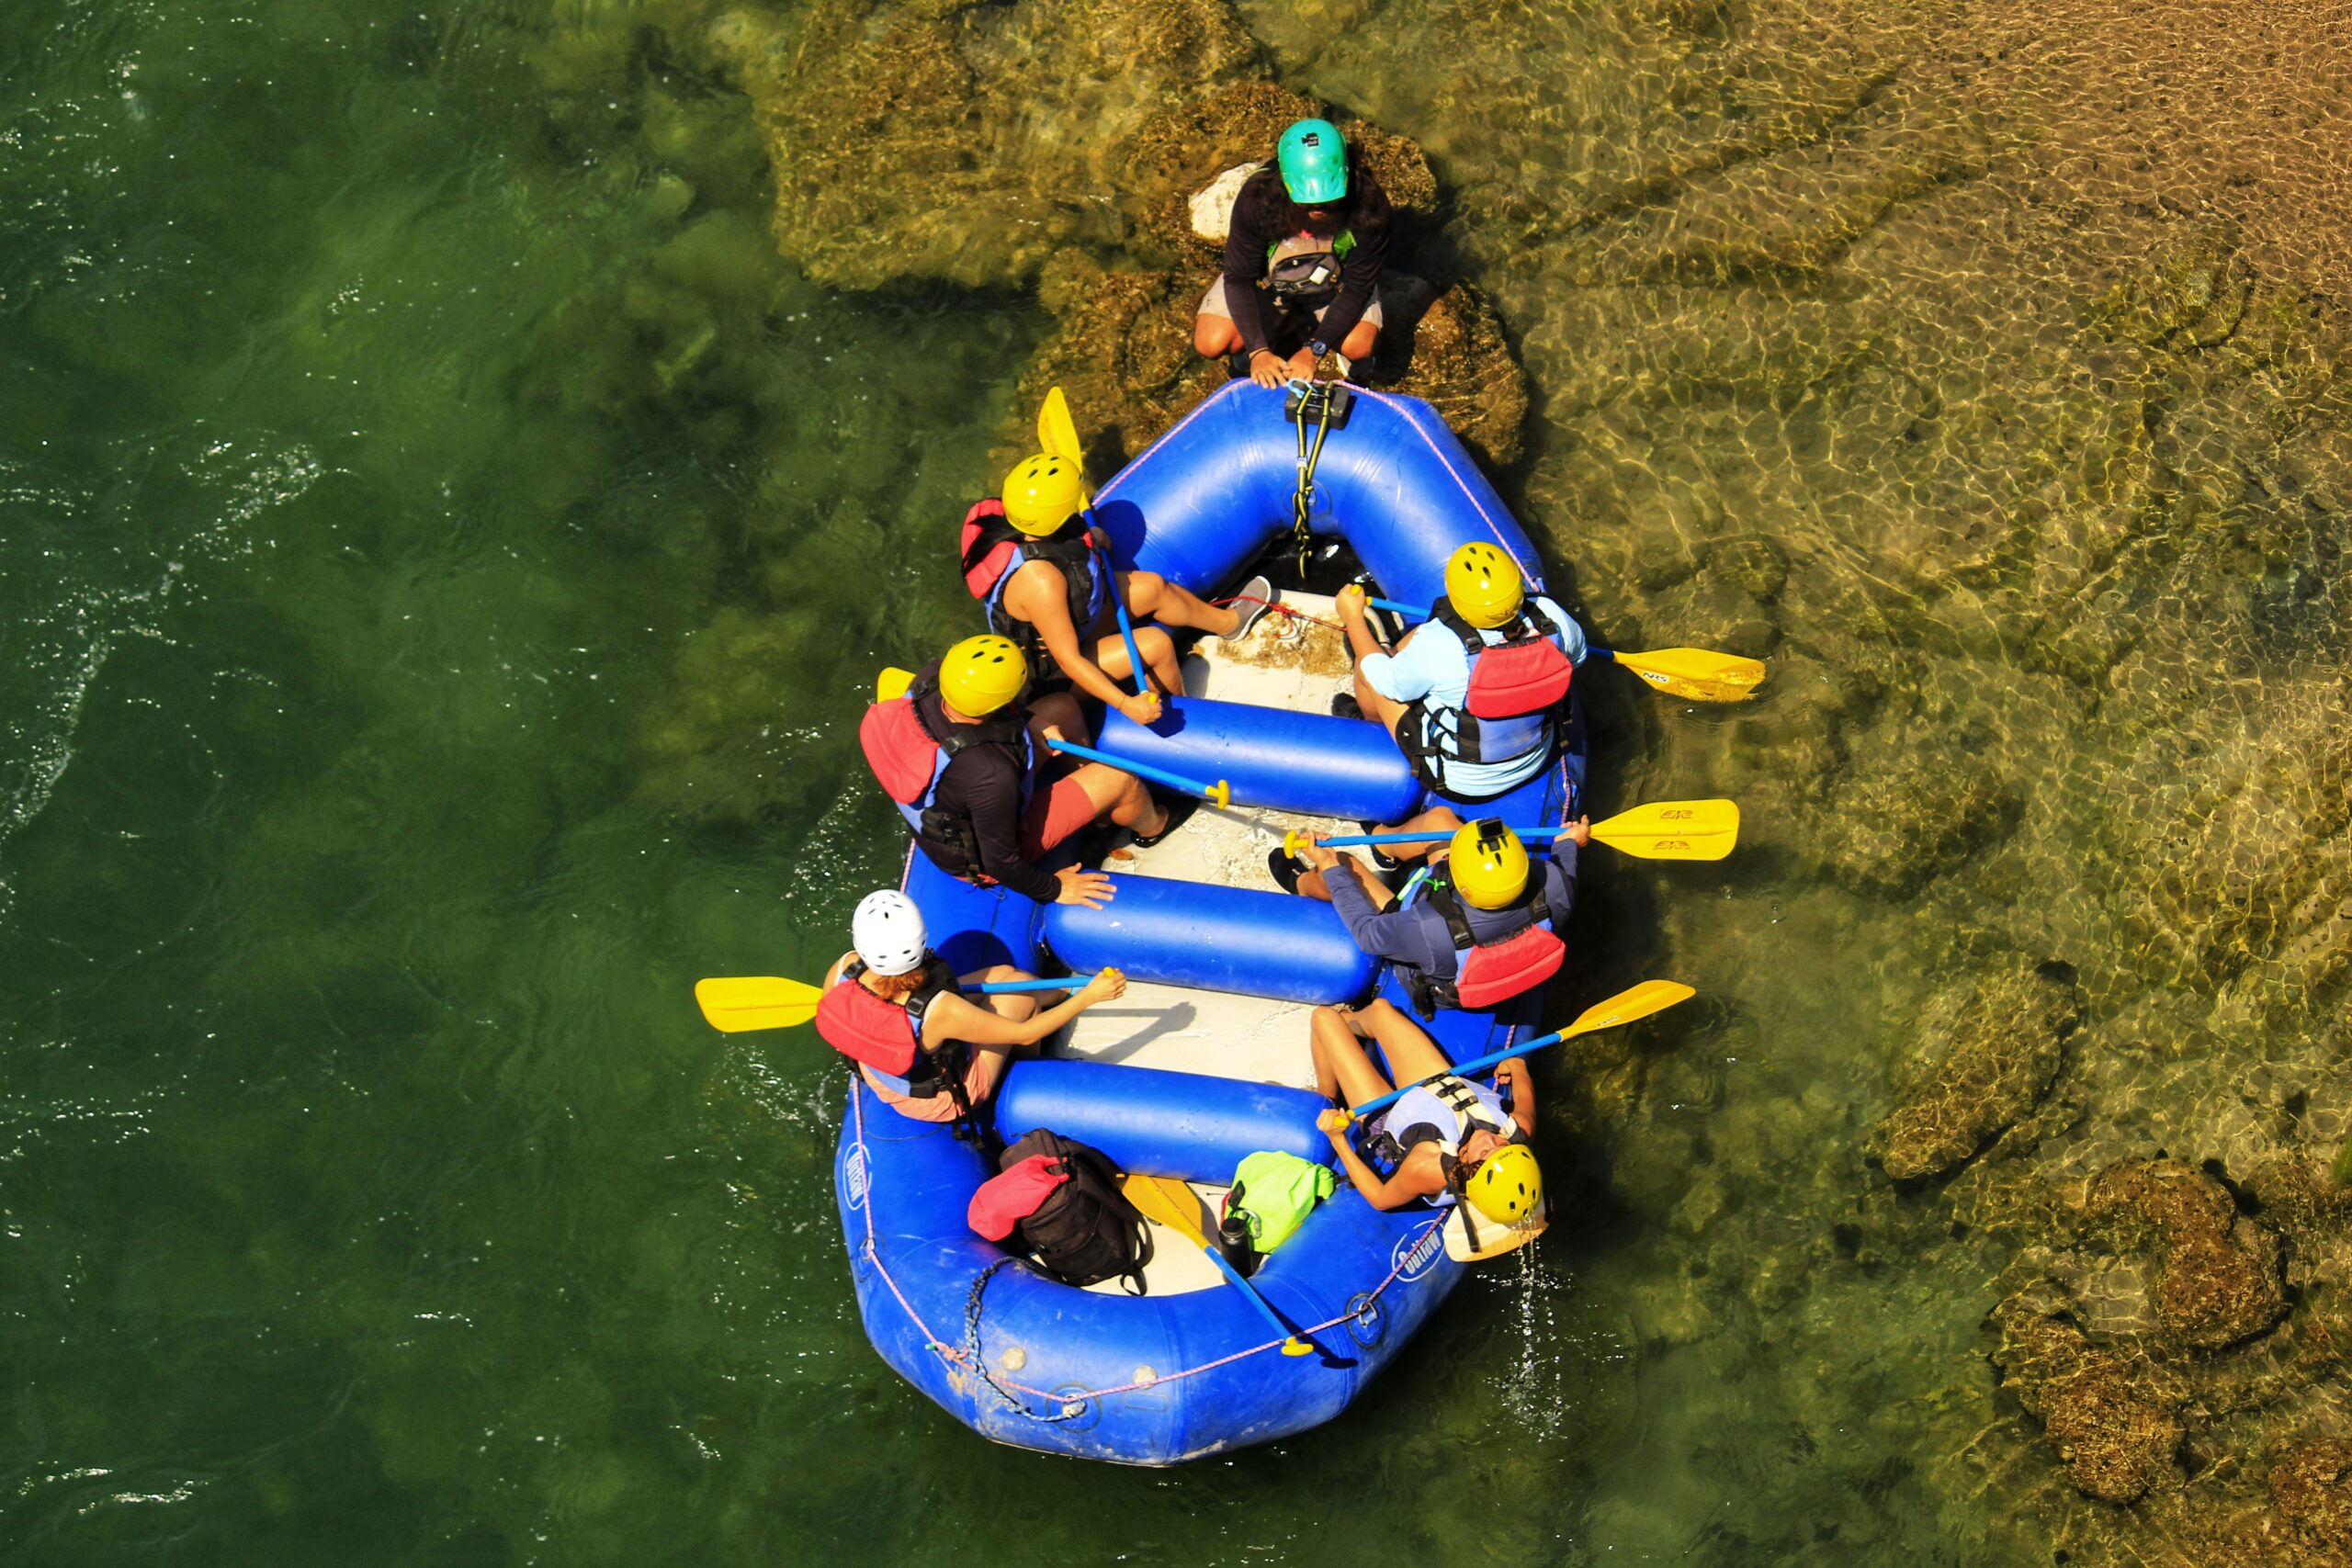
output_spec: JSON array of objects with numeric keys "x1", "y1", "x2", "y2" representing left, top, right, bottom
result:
[
  {"x1": 1122, "y1": 1172, "x2": 1211, "y2": 1247},
  {"x1": 876, "y1": 666, "x2": 916, "y2": 703},
  {"x1": 1613, "y1": 648, "x2": 1767, "y2": 703},
  {"x1": 694, "y1": 976, "x2": 825, "y2": 1033},
  {"x1": 1561, "y1": 978, "x2": 1696, "y2": 1040},
  {"x1": 1035, "y1": 386, "x2": 1093, "y2": 506},
  {"x1": 1589, "y1": 799, "x2": 1741, "y2": 861}
]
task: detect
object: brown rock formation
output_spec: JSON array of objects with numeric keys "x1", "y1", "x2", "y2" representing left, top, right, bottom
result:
[
  {"x1": 2087, "y1": 1158, "x2": 2287, "y2": 1351},
  {"x1": 1872, "y1": 959, "x2": 2081, "y2": 1180}
]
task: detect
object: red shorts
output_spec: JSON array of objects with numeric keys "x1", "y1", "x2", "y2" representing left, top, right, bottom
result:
[{"x1": 1018, "y1": 764, "x2": 1098, "y2": 858}]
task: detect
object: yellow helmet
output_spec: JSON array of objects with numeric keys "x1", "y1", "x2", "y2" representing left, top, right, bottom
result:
[
  {"x1": 1001, "y1": 453, "x2": 1087, "y2": 537},
  {"x1": 1444, "y1": 542, "x2": 1525, "y2": 628},
  {"x1": 936, "y1": 635, "x2": 1027, "y2": 716},
  {"x1": 1448, "y1": 817, "x2": 1530, "y2": 909},
  {"x1": 1465, "y1": 1143, "x2": 1542, "y2": 1224}
]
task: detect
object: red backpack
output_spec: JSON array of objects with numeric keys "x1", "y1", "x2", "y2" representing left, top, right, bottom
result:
[{"x1": 1410, "y1": 883, "x2": 1565, "y2": 1013}]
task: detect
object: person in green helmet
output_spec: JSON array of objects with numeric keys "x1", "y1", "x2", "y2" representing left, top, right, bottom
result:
[{"x1": 1193, "y1": 118, "x2": 1395, "y2": 388}]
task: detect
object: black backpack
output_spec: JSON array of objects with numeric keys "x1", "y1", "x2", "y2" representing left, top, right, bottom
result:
[{"x1": 997, "y1": 1130, "x2": 1153, "y2": 1293}]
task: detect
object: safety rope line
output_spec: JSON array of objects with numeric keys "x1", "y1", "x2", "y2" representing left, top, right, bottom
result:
[
  {"x1": 1290, "y1": 384, "x2": 1339, "y2": 581},
  {"x1": 847, "y1": 1080, "x2": 1445, "y2": 1423},
  {"x1": 1210, "y1": 592, "x2": 1344, "y2": 631}
]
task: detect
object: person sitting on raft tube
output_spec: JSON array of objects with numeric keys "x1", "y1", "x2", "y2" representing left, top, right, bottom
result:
[
  {"x1": 962, "y1": 451, "x2": 1274, "y2": 726},
  {"x1": 859, "y1": 636, "x2": 1190, "y2": 909},
  {"x1": 1309, "y1": 998, "x2": 1542, "y2": 1243},
  {"x1": 1193, "y1": 117, "x2": 1394, "y2": 389},
  {"x1": 820, "y1": 889, "x2": 1128, "y2": 1124},
  {"x1": 1332, "y1": 542, "x2": 1586, "y2": 801},
  {"x1": 1272, "y1": 812, "x2": 1587, "y2": 1015}
]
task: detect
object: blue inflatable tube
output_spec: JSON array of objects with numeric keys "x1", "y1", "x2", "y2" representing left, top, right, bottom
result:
[
  {"x1": 834, "y1": 386, "x2": 1593, "y2": 1464},
  {"x1": 1099, "y1": 696, "x2": 1423, "y2": 824},
  {"x1": 1043, "y1": 872, "x2": 1378, "y2": 1004},
  {"x1": 994, "y1": 1059, "x2": 1332, "y2": 1181}
]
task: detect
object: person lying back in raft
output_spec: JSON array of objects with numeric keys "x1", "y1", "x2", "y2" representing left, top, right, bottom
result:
[
  {"x1": 1331, "y1": 542, "x2": 1586, "y2": 803},
  {"x1": 1193, "y1": 117, "x2": 1394, "y2": 388},
  {"x1": 860, "y1": 636, "x2": 1189, "y2": 910},
  {"x1": 961, "y1": 452, "x2": 1275, "y2": 727},
  {"x1": 819, "y1": 889, "x2": 1128, "y2": 1124},
  {"x1": 1271, "y1": 812, "x2": 1587, "y2": 1015},
  {"x1": 1309, "y1": 998, "x2": 1542, "y2": 1240}
]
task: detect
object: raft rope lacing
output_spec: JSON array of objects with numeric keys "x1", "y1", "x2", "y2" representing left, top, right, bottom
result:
[{"x1": 849, "y1": 1079, "x2": 1444, "y2": 1425}]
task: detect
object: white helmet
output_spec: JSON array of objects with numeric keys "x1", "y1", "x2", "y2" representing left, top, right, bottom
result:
[{"x1": 852, "y1": 889, "x2": 927, "y2": 976}]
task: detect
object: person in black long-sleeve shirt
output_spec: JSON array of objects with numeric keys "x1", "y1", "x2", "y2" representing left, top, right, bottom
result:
[
  {"x1": 859, "y1": 637, "x2": 1191, "y2": 908},
  {"x1": 1193, "y1": 118, "x2": 1394, "y2": 387}
]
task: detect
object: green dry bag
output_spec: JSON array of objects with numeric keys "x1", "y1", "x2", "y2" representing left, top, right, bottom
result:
[{"x1": 1222, "y1": 1150, "x2": 1336, "y2": 1255}]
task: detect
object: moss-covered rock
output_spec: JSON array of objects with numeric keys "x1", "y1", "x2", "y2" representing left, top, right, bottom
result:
[
  {"x1": 1871, "y1": 958, "x2": 2080, "y2": 1180},
  {"x1": 2087, "y1": 1158, "x2": 2286, "y2": 1352},
  {"x1": 2267, "y1": 1440, "x2": 2352, "y2": 1568},
  {"x1": 1990, "y1": 1289, "x2": 2185, "y2": 1504}
]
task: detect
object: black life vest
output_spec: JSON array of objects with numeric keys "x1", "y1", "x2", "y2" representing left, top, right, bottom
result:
[
  {"x1": 1403, "y1": 877, "x2": 1564, "y2": 1015},
  {"x1": 813, "y1": 953, "x2": 966, "y2": 1099},
  {"x1": 959, "y1": 502, "x2": 1113, "y2": 670},
  {"x1": 857, "y1": 667, "x2": 1035, "y2": 882},
  {"x1": 967, "y1": 1130, "x2": 1152, "y2": 1292},
  {"x1": 1398, "y1": 597, "x2": 1575, "y2": 788}
]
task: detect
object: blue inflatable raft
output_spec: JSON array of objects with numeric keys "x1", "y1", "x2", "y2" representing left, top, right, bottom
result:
[{"x1": 836, "y1": 381, "x2": 1587, "y2": 1464}]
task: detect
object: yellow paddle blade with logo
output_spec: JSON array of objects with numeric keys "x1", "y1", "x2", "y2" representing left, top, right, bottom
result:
[
  {"x1": 876, "y1": 666, "x2": 917, "y2": 703},
  {"x1": 1561, "y1": 978, "x2": 1696, "y2": 1040},
  {"x1": 1121, "y1": 1172, "x2": 1210, "y2": 1246},
  {"x1": 694, "y1": 975, "x2": 825, "y2": 1033},
  {"x1": 1036, "y1": 386, "x2": 1093, "y2": 506},
  {"x1": 1612, "y1": 647, "x2": 1767, "y2": 703},
  {"x1": 1588, "y1": 799, "x2": 1740, "y2": 862}
]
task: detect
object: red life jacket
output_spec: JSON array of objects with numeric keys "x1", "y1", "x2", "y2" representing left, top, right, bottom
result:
[
  {"x1": 958, "y1": 501, "x2": 1113, "y2": 668},
  {"x1": 813, "y1": 955, "x2": 964, "y2": 1097},
  {"x1": 1401, "y1": 598, "x2": 1575, "y2": 777},
  {"x1": 967, "y1": 1155, "x2": 1069, "y2": 1240},
  {"x1": 857, "y1": 667, "x2": 1034, "y2": 881},
  {"x1": 1416, "y1": 881, "x2": 1564, "y2": 1011}
]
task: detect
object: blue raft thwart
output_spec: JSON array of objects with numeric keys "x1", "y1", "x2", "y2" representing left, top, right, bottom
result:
[{"x1": 839, "y1": 381, "x2": 1587, "y2": 1463}]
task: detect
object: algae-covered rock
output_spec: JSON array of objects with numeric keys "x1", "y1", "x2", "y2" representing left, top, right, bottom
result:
[
  {"x1": 722, "y1": 0, "x2": 1267, "y2": 291},
  {"x1": 1871, "y1": 958, "x2": 2080, "y2": 1180},
  {"x1": 1990, "y1": 1288, "x2": 2185, "y2": 1504},
  {"x1": 2267, "y1": 1440, "x2": 2352, "y2": 1568},
  {"x1": 2086, "y1": 1158, "x2": 2286, "y2": 1352}
]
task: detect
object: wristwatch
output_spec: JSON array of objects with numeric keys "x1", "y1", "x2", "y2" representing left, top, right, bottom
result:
[{"x1": 1308, "y1": 338, "x2": 1330, "y2": 358}]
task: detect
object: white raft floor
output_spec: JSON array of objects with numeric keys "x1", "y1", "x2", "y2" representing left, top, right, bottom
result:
[{"x1": 1048, "y1": 592, "x2": 1363, "y2": 1296}]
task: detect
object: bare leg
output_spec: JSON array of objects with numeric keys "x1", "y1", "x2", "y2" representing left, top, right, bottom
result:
[
  {"x1": 1026, "y1": 692, "x2": 1091, "y2": 750},
  {"x1": 1120, "y1": 569, "x2": 1245, "y2": 638},
  {"x1": 1295, "y1": 852, "x2": 1392, "y2": 908},
  {"x1": 1363, "y1": 806, "x2": 1464, "y2": 865},
  {"x1": 1069, "y1": 760, "x2": 1169, "y2": 836},
  {"x1": 1349, "y1": 998, "x2": 1454, "y2": 1085},
  {"x1": 1194, "y1": 313, "x2": 1245, "y2": 358},
  {"x1": 1309, "y1": 1006, "x2": 1397, "y2": 1105},
  {"x1": 1091, "y1": 626, "x2": 1183, "y2": 698}
]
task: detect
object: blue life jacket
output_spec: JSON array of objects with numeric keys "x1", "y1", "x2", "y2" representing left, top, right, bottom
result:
[
  {"x1": 1398, "y1": 597, "x2": 1576, "y2": 789},
  {"x1": 959, "y1": 502, "x2": 1113, "y2": 671}
]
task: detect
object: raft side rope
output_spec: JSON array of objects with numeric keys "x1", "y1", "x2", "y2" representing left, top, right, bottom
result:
[{"x1": 848, "y1": 1080, "x2": 1444, "y2": 1424}]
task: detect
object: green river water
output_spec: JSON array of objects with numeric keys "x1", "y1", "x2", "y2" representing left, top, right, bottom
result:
[{"x1": 6, "y1": 1, "x2": 2350, "y2": 1563}]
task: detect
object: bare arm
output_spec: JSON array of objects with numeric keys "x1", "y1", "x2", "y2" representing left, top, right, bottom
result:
[
  {"x1": 922, "y1": 970, "x2": 1126, "y2": 1051},
  {"x1": 1318, "y1": 1110, "x2": 1442, "y2": 1211},
  {"x1": 1004, "y1": 564, "x2": 1156, "y2": 722},
  {"x1": 1495, "y1": 1056, "x2": 1537, "y2": 1137}
]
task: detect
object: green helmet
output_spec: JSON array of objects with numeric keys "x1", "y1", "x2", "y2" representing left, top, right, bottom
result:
[{"x1": 1276, "y1": 118, "x2": 1348, "y2": 206}]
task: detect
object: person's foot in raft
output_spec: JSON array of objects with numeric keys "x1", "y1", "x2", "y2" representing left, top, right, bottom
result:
[{"x1": 1193, "y1": 118, "x2": 1389, "y2": 389}]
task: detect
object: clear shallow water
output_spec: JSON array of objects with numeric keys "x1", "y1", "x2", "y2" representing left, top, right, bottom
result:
[{"x1": 5, "y1": 1, "x2": 2349, "y2": 1563}]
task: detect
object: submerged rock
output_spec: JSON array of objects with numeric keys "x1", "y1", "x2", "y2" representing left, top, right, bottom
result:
[
  {"x1": 2087, "y1": 1158, "x2": 2286, "y2": 1351},
  {"x1": 1990, "y1": 1288, "x2": 2185, "y2": 1504},
  {"x1": 2267, "y1": 1440, "x2": 2352, "y2": 1568},
  {"x1": 1871, "y1": 959, "x2": 2081, "y2": 1180}
]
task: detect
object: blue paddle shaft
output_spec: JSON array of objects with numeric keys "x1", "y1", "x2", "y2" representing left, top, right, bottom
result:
[
  {"x1": 1045, "y1": 737, "x2": 1219, "y2": 801},
  {"x1": 1201, "y1": 1236, "x2": 1306, "y2": 1346},
  {"x1": 1366, "y1": 594, "x2": 1617, "y2": 664},
  {"x1": 1349, "y1": 1026, "x2": 1568, "y2": 1120},
  {"x1": 1317, "y1": 826, "x2": 1567, "y2": 847},
  {"x1": 975, "y1": 975, "x2": 1093, "y2": 995}
]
